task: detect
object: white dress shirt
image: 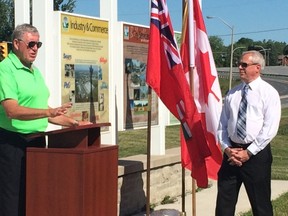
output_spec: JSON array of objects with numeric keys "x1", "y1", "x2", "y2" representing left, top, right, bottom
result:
[{"x1": 217, "y1": 76, "x2": 281, "y2": 155}]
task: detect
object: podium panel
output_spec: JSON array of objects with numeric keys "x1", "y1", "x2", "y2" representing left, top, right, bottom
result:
[{"x1": 26, "y1": 124, "x2": 118, "y2": 216}]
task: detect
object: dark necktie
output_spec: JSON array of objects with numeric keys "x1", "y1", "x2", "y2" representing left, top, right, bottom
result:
[{"x1": 236, "y1": 85, "x2": 249, "y2": 140}]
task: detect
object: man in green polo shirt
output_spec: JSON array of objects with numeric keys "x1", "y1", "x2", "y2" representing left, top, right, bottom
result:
[
  {"x1": 0, "y1": 51, "x2": 51, "y2": 133},
  {"x1": 0, "y1": 24, "x2": 91, "y2": 216}
]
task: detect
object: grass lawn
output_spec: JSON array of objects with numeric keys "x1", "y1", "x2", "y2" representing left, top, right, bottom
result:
[
  {"x1": 240, "y1": 108, "x2": 288, "y2": 215},
  {"x1": 118, "y1": 107, "x2": 288, "y2": 215},
  {"x1": 118, "y1": 77, "x2": 288, "y2": 214}
]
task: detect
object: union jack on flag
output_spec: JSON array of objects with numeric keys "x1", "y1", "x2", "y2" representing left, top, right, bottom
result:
[
  {"x1": 148, "y1": 0, "x2": 196, "y2": 140},
  {"x1": 150, "y1": 0, "x2": 180, "y2": 70}
]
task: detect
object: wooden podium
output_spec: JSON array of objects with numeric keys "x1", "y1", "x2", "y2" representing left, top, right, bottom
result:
[{"x1": 26, "y1": 123, "x2": 118, "y2": 216}]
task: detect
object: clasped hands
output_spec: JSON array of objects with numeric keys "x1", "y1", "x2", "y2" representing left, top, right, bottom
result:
[
  {"x1": 48, "y1": 102, "x2": 93, "y2": 126},
  {"x1": 49, "y1": 102, "x2": 72, "y2": 117},
  {"x1": 224, "y1": 147, "x2": 251, "y2": 167}
]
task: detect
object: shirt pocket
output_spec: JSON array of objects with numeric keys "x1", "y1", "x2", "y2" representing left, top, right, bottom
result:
[{"x1": 247, "y1": 99, "x2": 264, "y2": 134}]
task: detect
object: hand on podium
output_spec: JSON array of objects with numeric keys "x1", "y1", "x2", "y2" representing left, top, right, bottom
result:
[
  {"x1": 48, "y1": 102, "x2": 93, "y2": 127},
  {"x1": 73, "y1": 120, "x2": 93, "y2": 127}
]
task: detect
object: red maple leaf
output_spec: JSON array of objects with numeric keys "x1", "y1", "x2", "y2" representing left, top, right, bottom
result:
[{"x1": 198, "y1": 51, "x2": 219, "y2": 104}]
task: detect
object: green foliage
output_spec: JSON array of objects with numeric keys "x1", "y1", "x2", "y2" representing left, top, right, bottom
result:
[
  {"x1": 271, "y1": 108, "x2": 288, "y2": 180},
  {"x1": 54, "y1": 0, "x2": 76, "y2": 12},
  {"x1": 237, "y1": 37, "x2": 254, "y2": 45},
  {"x1": 0, "y1": 0, "x2": 14, "y2": 41},
  {"x1": 208, "y1": 36, "x2": 228, "y2": 67},
  {"x1": 160, "y1": 195, "x2": 177, "y2": 205},
  {"x1": 284, "y1": 45, "x2": 288, "y2": 55},
  {"x1": 265, "y1": 40, "x2": 287, "y2": 66},
  {"x1": 209, "y1": 36, "x2": 287, "y2": 67},
  {"x1": 0, "y1": 0, "x2": 76, "y2": 41}
]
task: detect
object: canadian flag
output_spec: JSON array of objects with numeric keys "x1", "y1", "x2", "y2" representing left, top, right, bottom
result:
[
  {"x1": 146, "y1": 0, "x2": 221, "y2": 187},
  {"x1": 180, "y1": 0, "x2": 223, "y2": 185}
]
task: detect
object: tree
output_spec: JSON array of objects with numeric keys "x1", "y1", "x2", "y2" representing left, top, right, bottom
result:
[
  {"x1": 0, "y1": 0, "x2": 14, "y2": 41},
  {"x1": 265, "y1": 40, "x2": 286, "y2": 66},
  {"x1": 54, "y1": 0, "x2": 76, "y2": 13},
  {"x1": 208, "y1": 36, "x2": 227, "y2": 67},
  {"x1": 284, "y1": 45, "x2": 288, "y2": 55},
  {"x1": 209, "y1": 36, "x2": 287, "y2": 67},
  {"x1": 0, "y1": 0, "x2": 76, "y2": 41},
  {"x1": 237, "y1": 37, "x2": 254, "y2": 46}
]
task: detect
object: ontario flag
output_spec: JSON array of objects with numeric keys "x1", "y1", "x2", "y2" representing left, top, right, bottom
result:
[
  {"x1": 180, "y1": 0, "x2": 223, "y2": 186},
  {"x1": 146, "y1": 0, "x2": 216, "y2": 187}
]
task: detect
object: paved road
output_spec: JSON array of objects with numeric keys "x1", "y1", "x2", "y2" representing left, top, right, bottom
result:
[
  {"x1": 219, "y1": 66, "x2": 288, "y2": 107},
  {"x1": 263, "y1": 78, "x2": 288, "y2": 108}
]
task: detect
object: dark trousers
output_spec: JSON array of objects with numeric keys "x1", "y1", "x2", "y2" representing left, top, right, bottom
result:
[
  {"x1": 0, "y1": 128, "x2": 45, "y2": 216},
  {"x1": 215, "y1": 144, "x2": 273, "y2": 216}
]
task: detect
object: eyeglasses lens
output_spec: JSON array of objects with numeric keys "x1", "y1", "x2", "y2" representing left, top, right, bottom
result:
[
  {"x1": 28, "y1": 41, "x2": 42, "y2": 49},
  {"x1": 238, "y1": 62, "x2": 248, "y2": 68}
]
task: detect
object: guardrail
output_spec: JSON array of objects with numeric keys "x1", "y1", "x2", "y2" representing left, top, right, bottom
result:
[{"x1": 217, "y1": 66, "x2": 288, "y2": 78}]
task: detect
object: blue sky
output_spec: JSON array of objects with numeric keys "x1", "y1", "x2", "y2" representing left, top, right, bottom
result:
[{"x1": 74, "y1": 0, "x2": 288, "y2": 45}]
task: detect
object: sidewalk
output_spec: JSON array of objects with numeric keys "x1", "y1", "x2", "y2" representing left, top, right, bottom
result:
[{"x1": 134, "y1": 180, "x2": 288, "y2": 216}]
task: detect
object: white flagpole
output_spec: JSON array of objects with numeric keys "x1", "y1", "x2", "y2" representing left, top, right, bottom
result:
[
  {"x1": 189, "y1": 0, "x2": 195, "y2": 68},
  {"x1": 188, "y1": 1, "x2": 197, "y2": 216}
]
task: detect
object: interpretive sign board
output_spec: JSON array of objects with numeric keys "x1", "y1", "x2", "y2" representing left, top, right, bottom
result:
[
  {"x1": 123, "y1": 23, "x2": 158, "y2": 129},
  {"x1": 59, "y1": 13, "x2": 109, "y2": 124}
]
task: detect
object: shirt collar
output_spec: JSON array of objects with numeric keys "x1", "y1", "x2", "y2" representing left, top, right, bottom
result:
[
  {"x1": 246, "y1": 76, "x2": 262, "y2": 91},
  {"x1": 8, "y1": 51, "x2": 34, "y2": 72}
]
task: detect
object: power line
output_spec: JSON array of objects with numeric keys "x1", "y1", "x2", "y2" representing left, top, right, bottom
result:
[{"x1": 215, "y1": 27, "x2": 288, "y2": 38}]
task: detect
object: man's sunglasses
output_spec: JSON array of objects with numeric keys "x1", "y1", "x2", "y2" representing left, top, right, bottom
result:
[
  {"x1": 17, "y1": 39, "x2": 42, "y2": 49},
  {"x1": 238, "y1": 62, "x2": 259, "y2": 68}
]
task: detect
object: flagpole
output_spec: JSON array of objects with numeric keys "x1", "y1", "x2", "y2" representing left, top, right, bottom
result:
[
  {"x1": 146, "y1": 86, "x2": 152, "y2": 216},
  {"x1": 188, "y1": 0, "x2": 196, "y2": 214},
  {"x1": 190, "y1": 66, "x2": 197, "y2": 216},
  {"x1": 180, "y1": 1, "x2": 187, "y2": 215},
  {"x1": 181, "y1": 166, "x2": 186, "y2": 216},
  {"x1": 146, "y1": 1, "x2": 152, "y2": 215},
  {"x1": 192, "y1": 179, "x2": 196, "y2": 216}
]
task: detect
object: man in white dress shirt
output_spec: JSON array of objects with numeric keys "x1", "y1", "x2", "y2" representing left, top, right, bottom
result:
[{"x1": 216, "y1": 50, "x2": 281, "y2": 216}]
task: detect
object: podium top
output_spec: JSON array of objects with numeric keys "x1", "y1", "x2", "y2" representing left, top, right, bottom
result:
[
  {"x1": 46, "y1": 123, "x2": 110, "y2": 135},
  {"x1": 28, "y1": 123, "x2": 110, "y2": 138},
  {"x1": 27, "y1": 123, "x2": 111, "y2": 148}
]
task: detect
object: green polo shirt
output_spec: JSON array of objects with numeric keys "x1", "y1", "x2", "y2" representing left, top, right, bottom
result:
[{"x1": 0, "y1": 52, "x2": 50, "y2": 134}]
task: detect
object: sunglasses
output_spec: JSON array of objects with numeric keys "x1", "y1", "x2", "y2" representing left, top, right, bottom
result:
[
  {"x1": 17, "y1": 39, "x2": 42, "y2": 49},
  {"x1": 238, "y1": 62, "x2": 259, "y2": 68}
]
